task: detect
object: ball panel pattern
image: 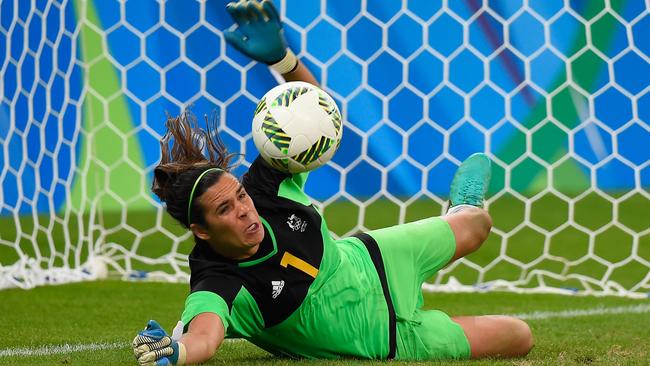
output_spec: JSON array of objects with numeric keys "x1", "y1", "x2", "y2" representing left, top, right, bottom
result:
[
  {"x1": 262, "y1": 111, "x2": 291, "y2": 154},
  {"x1": 252, "y1": 82, "x2": 344, "y2": 173}
]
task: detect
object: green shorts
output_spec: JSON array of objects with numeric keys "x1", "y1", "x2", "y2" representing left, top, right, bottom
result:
[{"x1": 366, "y1": 216, "x2": 471, "y2": 360}]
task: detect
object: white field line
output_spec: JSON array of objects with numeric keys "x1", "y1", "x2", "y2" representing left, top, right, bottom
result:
[
  {"x1": 2, "y1": 304, "x2": 649, "y2": 357},
  {"x1": 0, "y1": 341, "x2": 126, "y2": 357},
  {"x1": 0, "y1": 339, "x2": 242, "y2": 358},
  {"x1": 512, "y1": 303, "x2": 650, "y2": 320}
]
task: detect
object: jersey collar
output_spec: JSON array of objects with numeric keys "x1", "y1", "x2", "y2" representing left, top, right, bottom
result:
[{"x1": 237, "y1": 216, "x2": 277, "y2": 268}]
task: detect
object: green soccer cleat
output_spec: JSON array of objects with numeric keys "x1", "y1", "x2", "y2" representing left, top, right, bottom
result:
[{"x1": 449, "y1": 153, "x2": 492, "y2": 208}]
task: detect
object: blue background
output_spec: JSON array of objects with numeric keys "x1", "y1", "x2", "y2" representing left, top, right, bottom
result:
[{"x1": 1, "y1": 0, "x2": 649, "y2": 214}]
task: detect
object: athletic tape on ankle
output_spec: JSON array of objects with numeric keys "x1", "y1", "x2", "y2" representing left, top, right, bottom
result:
[
  {"x1": 176, "y1": 342, "x2": 186, "y2": 365},
  {"x1": 447, "y1": 204, "x2": 479, "y2": 215},
  {"x1": 270, "y1": 48, "x2": 299, "y2": 74}
]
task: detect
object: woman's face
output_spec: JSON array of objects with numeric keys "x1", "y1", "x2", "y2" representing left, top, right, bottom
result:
[{"x1": 192, "y1": 173, "x2": 264, "y2": 260}]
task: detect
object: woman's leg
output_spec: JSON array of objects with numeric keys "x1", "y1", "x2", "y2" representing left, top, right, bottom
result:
[
  {"x1": 366, "y1": 216, "x2": 458, "y2": 316},
  {"x1": 443, "y1": 207, "x2": 492, "y2": 262},
  {"x1": 443, "y1": 153, "x2": 493, "y2": 262},
  {"x1": 452, "y1": 315, "x2": 534, "y2": 358}
]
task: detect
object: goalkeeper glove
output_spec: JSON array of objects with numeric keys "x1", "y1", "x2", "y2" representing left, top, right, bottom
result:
[
  {"x1": 224, "y1": 0, "x2": 298, "y2": 74},
  {"x1": 133, "y1": 320, "x2": 186, "y2": 366}
]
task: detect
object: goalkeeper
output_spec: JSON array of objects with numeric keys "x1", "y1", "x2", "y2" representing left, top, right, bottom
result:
[{"x1": 132, "y1": 1, "x2": 534, "y2": 365}]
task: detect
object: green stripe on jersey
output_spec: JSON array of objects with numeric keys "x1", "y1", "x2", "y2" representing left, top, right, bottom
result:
[
  {"x1": 278, "y1": 173, "x2": 311, "y2": 206},
  {"x1": 181, "y1": 291, "x2": 230, "y2": 330}
]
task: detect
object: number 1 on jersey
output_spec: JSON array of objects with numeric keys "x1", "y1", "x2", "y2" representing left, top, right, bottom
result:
[{"x1": 280, "y1": 252, "x2": 319, "y2": 278}]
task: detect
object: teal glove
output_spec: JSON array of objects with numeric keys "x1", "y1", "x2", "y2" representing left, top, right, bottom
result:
[
  {"x1": 224, "y1": 0, "x2": 288, "y2": 64},
  {"x1": 133, "y1": 320, "x2": 186, "y2": 366}
]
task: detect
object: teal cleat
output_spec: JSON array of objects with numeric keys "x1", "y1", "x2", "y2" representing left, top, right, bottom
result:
[{"x1": 449, "y1": 153, "x2": 492, "y2": 208}]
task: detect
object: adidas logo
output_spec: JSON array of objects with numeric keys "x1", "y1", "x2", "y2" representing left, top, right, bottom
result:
[{"x1": 271, "y1": 280, "x2": 284, "y2": 299}]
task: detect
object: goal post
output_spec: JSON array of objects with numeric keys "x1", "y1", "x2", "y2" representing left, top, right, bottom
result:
[{"x1": 1, "y1": 0, "x2": 648, "y2": 297}]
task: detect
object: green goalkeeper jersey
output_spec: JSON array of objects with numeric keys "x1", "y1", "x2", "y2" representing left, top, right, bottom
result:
[{"x1": 181, "y1": 157, "x2": 394, "y2": 359}]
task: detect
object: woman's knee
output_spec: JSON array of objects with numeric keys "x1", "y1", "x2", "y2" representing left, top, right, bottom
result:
[
  {"x1": 473, "y1": 209, "x2": 492, "y2": 243},
  {"x1": 453, "y1": 315, "x2": 533, "y2": 359},
  {"x1": 508, "y1": 317, "x2": 534, "y2": 356},
  {"x1": 485, "y1": 316, "x2": 534, "y2": 357}
]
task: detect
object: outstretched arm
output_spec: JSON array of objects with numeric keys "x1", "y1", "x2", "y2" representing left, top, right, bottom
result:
[
  {"x1": 224, "y1": 0, "x2": 319, "y2": 86},
  {"x1": 178, "y1": 313, "x2": 225, "y2": 364},
  {"x1": 279, "y1": 61, "x2": 319, "y2": 85},
  {"x1": 132, "y1": 313, "x2": 224, "y2": 365}
]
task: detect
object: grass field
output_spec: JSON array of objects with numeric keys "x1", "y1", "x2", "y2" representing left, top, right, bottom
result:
[
  {"x1": 1, "y1": 195, "x2": 649, "y2": 365},
  {"x1": 0, "y1": 281, "x2": 648, "y2": 365}
]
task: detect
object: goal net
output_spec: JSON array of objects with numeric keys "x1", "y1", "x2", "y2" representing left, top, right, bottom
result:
[{"x1": 1, "y1": 0, "x2": 648, "y2": 297}]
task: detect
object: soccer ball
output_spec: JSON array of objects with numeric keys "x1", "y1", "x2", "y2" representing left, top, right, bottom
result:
[{"x1": 252, "y1": 81, "x2": 343, "y2": 173}]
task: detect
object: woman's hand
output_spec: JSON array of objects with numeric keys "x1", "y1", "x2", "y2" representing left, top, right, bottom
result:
[
  {"x1": 224, "y1": 0, "x2": 288, "y2": 64},
  {"x1": 132, "y1": 320, "x2": 186, "y2": 366}
]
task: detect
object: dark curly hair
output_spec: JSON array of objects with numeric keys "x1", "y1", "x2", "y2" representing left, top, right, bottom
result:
[{"x1": 152, "y1": 110, "x2": 237, "y2": 228}]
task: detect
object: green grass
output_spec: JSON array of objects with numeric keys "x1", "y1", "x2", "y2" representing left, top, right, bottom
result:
[
  {"x1": 0, "y1": 281, "x2": 648, "y2": 365},
  {"x1": 1, "y1": 194, "x2": 648, "y2": 364}
]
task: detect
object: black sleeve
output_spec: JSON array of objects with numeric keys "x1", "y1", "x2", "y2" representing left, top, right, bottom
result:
[
  {"x1": 191, "y1": 275, "x2": 242, "y2": 311},
  {"x1": 188, "y1": 241, "x2": 243, "y2": 311},
  {"x1": 242, "y1": 155, "x2": 292, "y2": 195}
]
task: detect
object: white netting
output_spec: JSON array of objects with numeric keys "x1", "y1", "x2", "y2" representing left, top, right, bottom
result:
[{"x1": 0, "y1": 0, "x2": 648, "y2": 297}]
